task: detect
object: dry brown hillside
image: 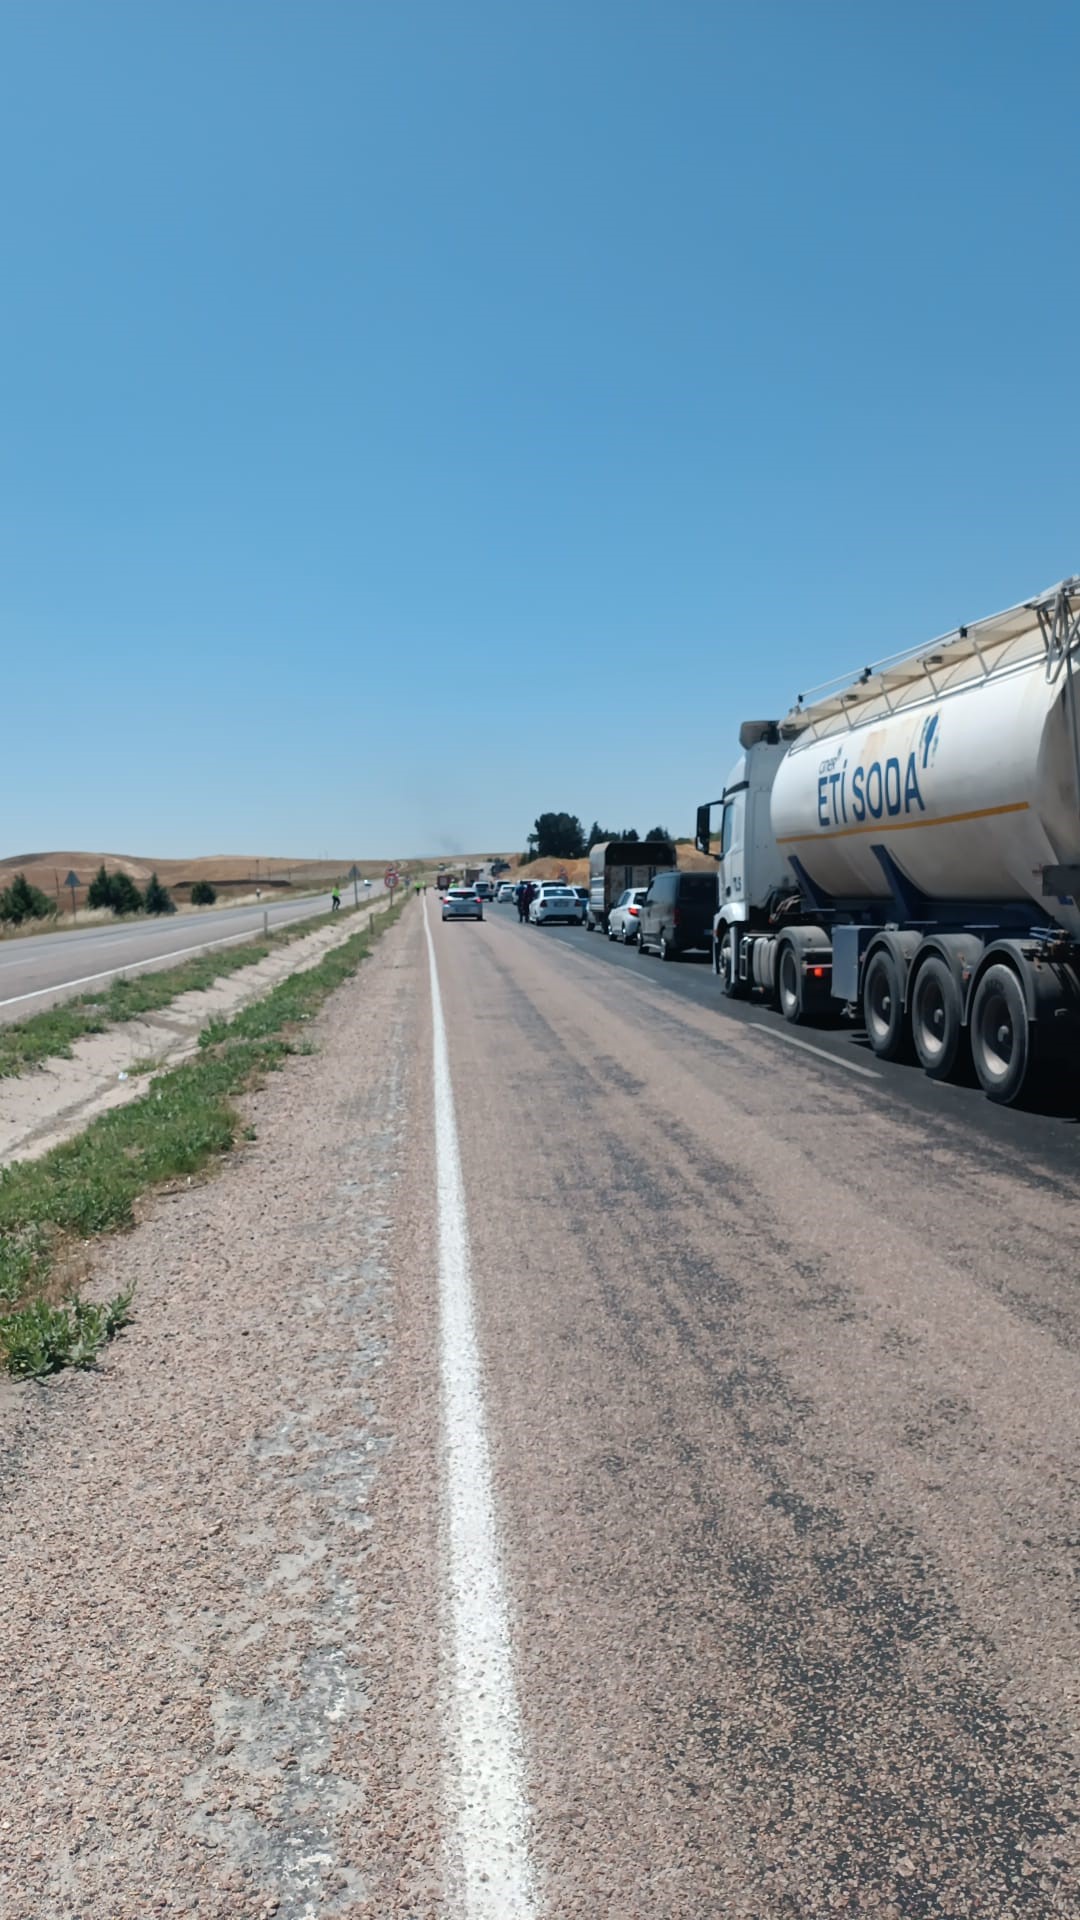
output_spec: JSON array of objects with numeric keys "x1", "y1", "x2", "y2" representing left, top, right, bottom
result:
[
  {"x1": 0, "y1": 853, "x2": 390, "y2": 912},
  {"x1": 1, "y1": 841, "x2": 712, "y2": 912}
]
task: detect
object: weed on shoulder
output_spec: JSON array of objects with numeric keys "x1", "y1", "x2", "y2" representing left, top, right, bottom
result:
[
  {"x1": 0, "y1": 897, "x2": 406, "y2": 1378},
  {"x1": 0, "y1": 898, "x2": 366, "y2": 1080},
  {"x1": 2, "y1": 1289, "x2": 134, "y2": 1379}
]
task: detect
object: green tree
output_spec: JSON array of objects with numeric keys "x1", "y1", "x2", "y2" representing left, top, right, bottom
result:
[
  {"x1": 532, "y1": 812, "x2": 586, "y2": 860},
  {"x1": 644, "y1": 825, "x2": 674, "y2": 843},
  {"x1": 190, "y1": 880, "x2": 217, "y2": 906},
  {"x1": 87, "y1": 863, "x2": 114, "y2": 910},
  {"x1": 109, "y1": 872, "x2": 144, "y2": 915},
  {"x1": 143, "y1": 873, "x2": 175, "y2": 915},
  {"x1": 0, "y1": 872, "x2": 57, "y2": 925}
]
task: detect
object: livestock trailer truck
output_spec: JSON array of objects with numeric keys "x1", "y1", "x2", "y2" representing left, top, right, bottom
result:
[
  {"x1": 695, "y1": 576, "x2": 1080, "y2": 1105},
  {"x1": 587, "y1": 838, "x2": 677, "y2": 932}
]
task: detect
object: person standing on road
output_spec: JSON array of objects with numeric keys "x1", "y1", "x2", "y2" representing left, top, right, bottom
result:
[{"x1": 331, "y1": 885, "x2": 341, "y2": 912}]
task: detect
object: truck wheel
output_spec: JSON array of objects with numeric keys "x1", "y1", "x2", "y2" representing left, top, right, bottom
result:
[
  {"x1": 777, "y1": 943, "x2": 803, "y2": 1024},
  {"x1": 862, "y1": 948, "x2": 910, "y2": 1061},
  {"x1": 659, "y1": 933, "x2": 676, "y2": 962},
  {"x1": 970, "y1": 963, "x2": 1030, "y2": 1104},
  {"x1": 911, "y1": 957, "x2": 963, "y2": 1080},
  {"x1": 715, "y1": 927, "x2": 748, "y2": 999}
]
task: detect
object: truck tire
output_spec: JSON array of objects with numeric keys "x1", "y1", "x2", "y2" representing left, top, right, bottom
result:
[
  {"x1": 659, "y1": 932, "x2": 676, "y2": 962},
  {"x1": 715, "y1": 926, "x2": 748, "y2": 999},
  {"x1": 862, "y1": 948, "x2": 910, "y2": 1061},
  {"x1": 911, "y1": 956, "x2": 964, "y2": 1080},
  {"x1": 777, "y1": 943, "x2": 803, "y2": 1024},
  {"x1": 970, "y1": 962, "x2": 1031, "y2": 1104}
]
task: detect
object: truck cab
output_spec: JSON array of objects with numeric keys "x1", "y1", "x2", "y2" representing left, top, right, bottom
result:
[{"x1": 696, "y1": 724, "x2": 793, "y2": 930}]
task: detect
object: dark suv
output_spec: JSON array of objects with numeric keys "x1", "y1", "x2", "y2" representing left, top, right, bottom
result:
[{"x1": 637, "y1": 870, "x2": 717, "y2": 960}]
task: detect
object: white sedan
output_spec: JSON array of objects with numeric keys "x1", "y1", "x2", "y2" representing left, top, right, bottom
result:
[
  {"x1": 442, "y1": 887, "x2": 484, "y2": 922},
  {"x1": 607, "y1": 887, "x2": 648, "y2": 942},
  {"x1": 529, "y1": 884, "x2": 586, "y2": 926}
]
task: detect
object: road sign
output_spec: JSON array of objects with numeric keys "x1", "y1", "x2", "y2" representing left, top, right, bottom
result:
[
  {"x1": 64, "y1": 871, "x2": 79, "y2": 889},
  {"x1": 384, "y1": 867, "x2": 399, "y2": 889},
  {"x1": 348, "y1": 864, "x2": 360, "y2": 881}
]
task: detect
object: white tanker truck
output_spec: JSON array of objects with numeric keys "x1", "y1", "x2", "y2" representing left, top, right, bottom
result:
[{"x1": 695, "y1": 576, "x2": 1080, "y2": 1104}]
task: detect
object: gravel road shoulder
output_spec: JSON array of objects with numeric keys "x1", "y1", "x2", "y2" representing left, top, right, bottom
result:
[{"x1": 0, "y1": 902, "x2": 442, "y2": 1920}]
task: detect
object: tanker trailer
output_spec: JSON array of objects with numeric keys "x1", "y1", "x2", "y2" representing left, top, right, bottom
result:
[{"x1": 696, "y1": 576, "x2": 1080, "y2": 1104}]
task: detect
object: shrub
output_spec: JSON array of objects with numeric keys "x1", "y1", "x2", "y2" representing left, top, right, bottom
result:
[
  {"x1": 0, "y1": 873, "x2": 57, "y2": 925},
  {"x1": 143, "y1": 873, "x2": 175, "y2": 915},
  {"x1": 87, "y1": 865, "x2": 143, "y2": 914},
  {"x1": 109, "y1": 872, "x2": 144, "y2": 915},
  {"x1": 1, "y1": 1289, "x2": 133, "y2": 1378},
  {"x1": 87, "y1": 863, "x2": 115, "y2": 910},
  {"x1": 190, "y1": 880, "x2": 217, "y2": 906}
]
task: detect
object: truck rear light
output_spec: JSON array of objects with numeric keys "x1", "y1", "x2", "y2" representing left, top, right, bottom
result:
[{"x1": 809, "y1": 964, "x2": 827, "y2": 979}]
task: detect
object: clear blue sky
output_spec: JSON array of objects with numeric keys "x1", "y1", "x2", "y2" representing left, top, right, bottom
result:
[{"x1": 3, "y1": 1, "x2": 1078, "y2": 860}]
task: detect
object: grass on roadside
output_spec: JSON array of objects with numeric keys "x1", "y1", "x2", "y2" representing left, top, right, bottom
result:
[
  {"x1": 0, "y1": 900, "x2": 366, "y2": 1079},
  {"x1": 0, "y1": 894, "x2": 407, "y2": 1377},
  {"x1": 3, "y1": 1290, "x2": 135, "y2": 1379}
]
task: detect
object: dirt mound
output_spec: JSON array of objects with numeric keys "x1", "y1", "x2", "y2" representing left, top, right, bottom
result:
[
  {"x1": 514, "y1": 856, "x2": 590, "y2": 884},
  {"x1": 515, "y1": 842, "x2": 713, "y2": 883}
]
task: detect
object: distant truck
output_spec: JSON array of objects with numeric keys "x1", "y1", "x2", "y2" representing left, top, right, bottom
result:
[
  {"x1": 463, "y1": 865, "x2": 481, "y2": 886},
  {"x1": 587, "y1": 839, "x2": 677, "y2": 933},
  {"x1": 436, "y1": 871, "x2": 454, "y2": 892},
  {"x1": 696, "y1": 575, "x2": 1080, "y2": 1105}
]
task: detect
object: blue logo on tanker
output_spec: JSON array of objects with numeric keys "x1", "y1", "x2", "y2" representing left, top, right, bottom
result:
[{"x1": 816, "y1": 711, "x2": 939, "y2": 830}]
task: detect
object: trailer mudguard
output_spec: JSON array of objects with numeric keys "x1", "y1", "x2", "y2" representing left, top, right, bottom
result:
[{"x1": 969, "y1": 938, "x2": 1080, "y2": 1032}]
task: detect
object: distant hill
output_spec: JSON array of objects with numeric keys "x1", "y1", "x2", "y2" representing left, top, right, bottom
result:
[
  {"x1": 0, "y1": 843, "x2": 711, "y2": 912},
  {"x1": 0, "y1": 852, "x2": 387, "y2": 912}
]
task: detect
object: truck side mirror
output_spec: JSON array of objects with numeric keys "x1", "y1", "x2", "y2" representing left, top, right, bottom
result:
[{"x1": 695, "y1": 803, "x2": 711, "y2": 854}]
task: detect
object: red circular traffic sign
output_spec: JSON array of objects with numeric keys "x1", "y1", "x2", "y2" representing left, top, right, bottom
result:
[{"x1": 384, "y1": 867, "x2": 399, "y2": 887}]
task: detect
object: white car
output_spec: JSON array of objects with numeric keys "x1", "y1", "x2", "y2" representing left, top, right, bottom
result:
[
  {"x1": 497, "y1": 882, "x2": 516, "y2": 902},
  {"x1": 529, "y1": 884, "x2": 586, "y2": 926},
  {"x1": 607, "y1": 887, "x2": 648, "y2": 943},
  {"x1": 442, "y1": 887, "x2": 484, "y2": 922}
]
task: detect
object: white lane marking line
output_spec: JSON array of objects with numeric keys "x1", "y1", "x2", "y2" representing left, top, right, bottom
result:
[
  {"x1": 0, "y1": 888, "x2": 385, "y2": 983},
  {"x1": 0, "y1": 932, "x2": 275, "y2": 1007},
  {"x1": 422, "y1": 899, "x2": 538, "y2": 1918},
  {"x1": 0, "y1": 929, "x2": 275, "y2": 1008},
  {"x1": 0, "y1": 893, "x2": 364, "y2": 1009},
  {"x1": 746, "y1": 1021, "x2": 882, "y2": 1079}
]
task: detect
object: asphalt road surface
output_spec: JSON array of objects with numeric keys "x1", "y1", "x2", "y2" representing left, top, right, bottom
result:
[
  {"x1": 2, "y1": 897, "x2": 1078, "y2": 1917},
  {"x1": 0, "y1": 883, "x2": 388, "y2": 1023}
]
